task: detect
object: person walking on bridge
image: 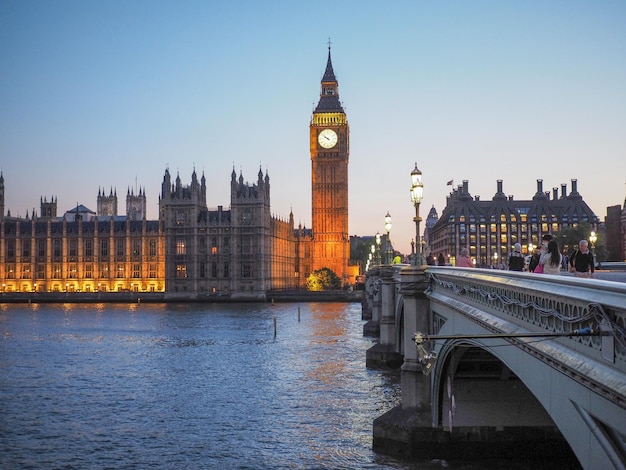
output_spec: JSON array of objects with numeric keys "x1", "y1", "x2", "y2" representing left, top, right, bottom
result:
[
  {"x1": 508, "y1": 243, "x2": 525, "y2": 271},
  {"x1": 539, "y1": 239, "x2": 562, "y2": 275},
  {"x1": 569, "y1": 240, "x2": 595, "y2": 278}
]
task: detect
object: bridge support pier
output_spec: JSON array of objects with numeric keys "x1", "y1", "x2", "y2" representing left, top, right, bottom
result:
[
  {"x1": 363, "y1": 267, "x2": 380, "y2": 336},
  {"x1": 366, "y1": 266, "x2": 402, "y2": 368}
]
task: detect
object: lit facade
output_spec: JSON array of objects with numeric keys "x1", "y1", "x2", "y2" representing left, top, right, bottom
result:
[
  {"x1": 309, "y1": 46, "x2": 350, "y2": 284},
  {"x1": 429, "y1": 179, "x2": 600, "y2": 267},
  {"x1": 0, "y1": 178, "x2": 165, "y2": 293}
]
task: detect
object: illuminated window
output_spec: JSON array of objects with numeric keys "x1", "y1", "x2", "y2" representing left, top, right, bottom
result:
[
  {"x1": 176, "y1": 264, "x2": 187, "y2": 278},
  {"x1": 176, "y1": 240, "x2": 186, "y2": 255},
  {"x1": 149, "y1": 264, "x2": 157, "y2": 278},
  {"x1": 85, "y1": 264, "x2": 93, "y2": 279},
  {"x1": 133, "y1": 264, "x2": 140, "y2": 278},
  {"x1": 100, "y1": 264, "x2": 109, "y2": 278},
  {"x1": 116, "y1": 264, "x2": 124, "y2": 278}
]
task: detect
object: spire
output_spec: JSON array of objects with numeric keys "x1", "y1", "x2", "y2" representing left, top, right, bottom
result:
[
  {"x1": 314, "y1": 41, "x2": 344, "y2": 113},
  {"x1": 322, "y1": 39, "x2": 337, "y2": 83}
]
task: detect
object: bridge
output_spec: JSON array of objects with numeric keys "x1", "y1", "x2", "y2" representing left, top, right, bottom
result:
[{"x1": 362, "y1": 265, "x2": 626, "y2": 469}]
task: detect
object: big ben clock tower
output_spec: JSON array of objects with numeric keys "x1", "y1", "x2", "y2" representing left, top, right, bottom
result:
[{"x1": 310, "y1": 45, "x2": 349, "y2": 284}]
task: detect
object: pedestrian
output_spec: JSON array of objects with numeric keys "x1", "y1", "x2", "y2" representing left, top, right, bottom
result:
[
  {"x1": 426, "y1": 254, "x2": 436, "y2": 266},
  {"x1": 529, "y1": 234, "x2": 552, "y2": 273},
  {"x1": 437, "y1": 253, "x2": 445, "y2": 266},
  {"x1": 508, "y1": 243, "x2": 524, "y2": 271},
  {"x1": 569, "y1": 240, "x2": 595, "y2": 278},
  {"x1": 456, "y1": 248, "x2": 473, "y2": 267},
  {"x1": 539, "y1": 239, "x2": 562, "y2": 275}
]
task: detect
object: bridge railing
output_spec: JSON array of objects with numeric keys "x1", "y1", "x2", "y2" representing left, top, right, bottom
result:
[{"x1": 425, "y1": 267, "x2": 626, "y2": 371}]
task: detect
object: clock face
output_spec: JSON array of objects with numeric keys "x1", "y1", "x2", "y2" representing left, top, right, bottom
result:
[{"x1": 318, "y1": 129, "x2": 338, "y2": 149}]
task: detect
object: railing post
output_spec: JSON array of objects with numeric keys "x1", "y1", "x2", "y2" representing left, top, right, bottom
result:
[{"x1": 400, "y1": 265, "x2": 431, "y2": 409}]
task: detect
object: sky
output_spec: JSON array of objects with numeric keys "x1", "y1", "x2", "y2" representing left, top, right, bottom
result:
[{"x1": 1, "y1": 1, "x2": 625, "y2": 254}]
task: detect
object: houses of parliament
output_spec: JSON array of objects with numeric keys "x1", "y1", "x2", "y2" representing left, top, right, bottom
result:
[{"x1": 0, "y1": 48, "x2": 354, "y2": 298}]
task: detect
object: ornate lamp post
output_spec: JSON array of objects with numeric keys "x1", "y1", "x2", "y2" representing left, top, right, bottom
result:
[
  {"x1": 410, "y1": 163, "x2": 424, "y2": 266},
  {"x1": 384, "y1": 212, "x2": 392, "y2": 264},
  {"x1": 375, "y1": 232, "x2": 381, "y2": 265}
]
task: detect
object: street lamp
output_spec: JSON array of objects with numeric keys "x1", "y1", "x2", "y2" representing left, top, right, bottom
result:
[
  {"x1": 589, "y1": 231, "x2": 597, "y2": 253},
  {"x1": 384, "y1": 212, "x2": 392, "y2": 264},
  {"x1": 375, "y1": 232, "x2": 381, "y2": 265},
  {"x1": 410, "y1": 163, "x2": 424, "y2": 265}
]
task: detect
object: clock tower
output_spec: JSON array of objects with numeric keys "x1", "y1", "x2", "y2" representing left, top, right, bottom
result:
[{"x1": 310, "y1": 45, "x2": 349, "y2": 284}]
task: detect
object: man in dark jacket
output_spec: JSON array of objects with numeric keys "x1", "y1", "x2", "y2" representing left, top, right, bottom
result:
[{"x1": 569, "y1": 240, "x2": 594, "y2": 278}]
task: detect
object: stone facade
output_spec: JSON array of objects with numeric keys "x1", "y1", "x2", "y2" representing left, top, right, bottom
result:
[{"x1": 429, "y1": 178, "x2": 600, "y2": 267}]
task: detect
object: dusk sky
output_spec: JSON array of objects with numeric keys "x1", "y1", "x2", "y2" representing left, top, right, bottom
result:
[{"x1": 1, "y1": 1, "x2": 625, "y2": 253}]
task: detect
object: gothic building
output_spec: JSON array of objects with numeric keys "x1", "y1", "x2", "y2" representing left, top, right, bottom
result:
[
  {"x1": 158, "y1": 167, "x2": 302, "y2": 298},
  {"x1": 0, "y1": 47, "x2": 357, "y2": 296},
  {"x1": 309, "y1": 46, "x2": 350, "y2": 284},
  {"x1": 0, "y1": 174, "x2": 165, "y2": 293},
  {"x1": 428, "y1": 178, "x2": 600, "y2": 267}
]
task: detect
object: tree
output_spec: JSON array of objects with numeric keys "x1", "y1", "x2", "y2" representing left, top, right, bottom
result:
[{"x1": 306, "y1": 267, "x2": 341, "y2": 291}]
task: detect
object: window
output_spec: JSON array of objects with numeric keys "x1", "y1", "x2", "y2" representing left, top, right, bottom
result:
[
  {"x1": 53, "y1": 240, "x2": 61, "y2": 258},
  {"x1": 133, "y1": 264, "x2": 140, "y2": 278},
  {"x1": 176, "y1": 264, "x2": 187, "y2": 278},
  {"x1": 242, "y1": 264, "x2": 252, "y2": 278},
  {"x1": 69, "y1": 264, "x2": 77, "y2": 279},
  {"x1": 38, "y1": 240, "x2": 46, "y2": 257},
  {"x1": 224, "y1": 263, "x2": 229, "y2": 278},
  {"x1": 100, "y1": 239, "x2": 109, "y2": 257},
  {"x1": 69, "y1": 240, "x2": 77, "y2": 257},
  {"x1": 132, "y1": 240, "x2": 141, "y2": 257},
  {"x1": 212, "y1": 262, "x2": 217, "y2": 278},
  {"x1": 176, "y1": 239, "x2": 186, "y2": 255},
  {"x1": 85, "y1": 264, "x2": 93, "y2": 278},
  {"x1": 149, "y1": 264, "x2": 157, "y2": 278},
  {"x1": 85, "y1": 239, "x2": 93, "y2": 257},
  {"x1": 116, "y1": 264, "x2": 124, "y2": 278},
  {"x1": 22, "y1": 242, "x2": 30, "y2": 258},
  {"x1": 149, "y1": 240, "x2": 157, "y2": 256},
  {"x1": 116, "y1": 239, "x2": 125, "y2": 257},
  {"x1": 6, "y1": 240, "x2": 15, "y2": 259},
  {"x1": 53, "y1": 264, "x2": 61, "y2": 279},
  {"x1": 100, "y1": 263, "x2": 109, "y2": 278}
]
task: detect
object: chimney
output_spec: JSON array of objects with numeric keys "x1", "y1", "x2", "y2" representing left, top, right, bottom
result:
[
  {"x1": 571, "y1": 179, "x2": 578, "y2": 193},
  {"x1": 462, "y1": 180, "x2": 469, "y2": 194},
  {"x1": 561, "y1": 184, "x2": 567, "y2": 199},
  {"x1": 553, "y1": 187, "x2": 558, "y2": 200},
  {"x1": 537, "y1": 179, "x2": 543, "y2": 194},
  {"x1": 497, "y1": 180, "x2": 503, "y2": 193}
]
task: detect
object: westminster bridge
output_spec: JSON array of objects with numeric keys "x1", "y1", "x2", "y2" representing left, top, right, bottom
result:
[{"x1": 363, "y1": 265, "x2": 626, "y2": 469}]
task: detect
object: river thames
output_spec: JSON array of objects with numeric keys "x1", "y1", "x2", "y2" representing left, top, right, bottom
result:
[{"x1": 1, "y1": 301, "x2": 566, "y2": 469}]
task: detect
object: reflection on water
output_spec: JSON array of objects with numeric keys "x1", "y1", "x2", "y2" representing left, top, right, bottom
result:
[{"x1": 1, "y1": 302, "x2": 418, "y2": 469}]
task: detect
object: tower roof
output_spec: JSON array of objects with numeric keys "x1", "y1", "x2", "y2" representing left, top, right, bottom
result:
[{"x1": 314, "y1": 47, "x2": 344, "y2": 114}]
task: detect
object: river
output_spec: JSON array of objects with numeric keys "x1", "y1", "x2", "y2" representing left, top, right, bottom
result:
[{"x1": 1, "y1": 302, "x2": 424, "y2": 469}]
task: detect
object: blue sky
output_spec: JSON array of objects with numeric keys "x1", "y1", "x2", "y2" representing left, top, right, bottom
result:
[{"x1": 1, "y1": 1, "x2": 625, "y2": 253}]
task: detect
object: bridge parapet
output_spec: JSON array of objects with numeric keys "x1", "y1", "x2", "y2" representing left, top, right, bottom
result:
[
  {"x1": 371, "y1": 266, "x2": 626, "y2": 468},
  {"x1": 426, "y1": 267, "x2": 625, "y2": 372}
]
